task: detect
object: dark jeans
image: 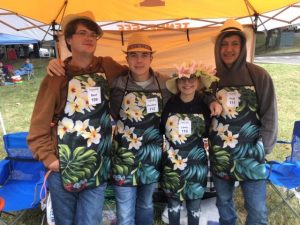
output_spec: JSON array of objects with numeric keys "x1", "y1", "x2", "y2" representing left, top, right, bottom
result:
[{"x1": 168, "y1": 198, "x2": 201, "y2": 225}]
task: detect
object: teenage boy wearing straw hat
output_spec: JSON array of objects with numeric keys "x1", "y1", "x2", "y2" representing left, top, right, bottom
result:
[
  {"x1": 209, "y1": 19, "x2": 278, "y2": 225},
  {"x1": 109, "y1": 32, "x2": 171, "y2": 225},
  {"x1": 28, "y1": 11, "x2": 127, "y2": 225}
]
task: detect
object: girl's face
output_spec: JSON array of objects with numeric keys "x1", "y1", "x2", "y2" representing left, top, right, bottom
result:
[{"x1": 177, "y1": 76, "x2": 199, "y2": 97}]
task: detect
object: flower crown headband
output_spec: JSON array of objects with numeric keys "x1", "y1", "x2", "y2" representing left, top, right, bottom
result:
[
  {"x1": 173, "y1": 61, "x2": 216, "y2": 78},
  {"x1": 172, "y1": 61, "x2": 219, "y2": 91}
]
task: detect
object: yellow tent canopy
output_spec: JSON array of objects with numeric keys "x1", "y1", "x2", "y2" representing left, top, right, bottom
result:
[{"x1": 2, "y1": 0, "x2": 299, "y2": 24}]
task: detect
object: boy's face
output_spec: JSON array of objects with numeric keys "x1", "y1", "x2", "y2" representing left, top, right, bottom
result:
[
  {"x1": 220, "y1": 34, "x2": 241, "y2": 68},
  {"x1": 126, "y1": 51, "x2": 152, "y2": 78},
  {"x1": 66, "y1": 24, "x2": 97, "y2": 56}
]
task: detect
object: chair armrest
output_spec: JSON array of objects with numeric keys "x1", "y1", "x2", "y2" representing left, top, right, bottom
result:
[{"x1": 0, "y1": 159, "x2": 10, "y2": 185}]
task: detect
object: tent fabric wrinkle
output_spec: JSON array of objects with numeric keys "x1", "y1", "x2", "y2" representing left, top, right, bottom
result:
[{"x1": 1, "y1": 0, "x2": 299, "y2": 22}]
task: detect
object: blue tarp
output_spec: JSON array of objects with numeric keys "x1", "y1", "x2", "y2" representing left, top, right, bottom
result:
[{"x1": 0, "y1": 33, "x2": 38, "y2": 45}]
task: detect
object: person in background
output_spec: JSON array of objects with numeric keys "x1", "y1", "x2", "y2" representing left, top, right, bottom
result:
[
  {"x1": 209, "y1": 19, "x2": 278, "y2": 225},
  {"x1": 27, "y1": 11, "x2": 126, "y2": 225},
  {"x1": 160, "y1": 61, "x2": 220, "y2": 225},
  {"x1": 14, "y1": 58, "x2": 33, "y2": 76},
  {"x1": 0, "y1": 61, "x2": 6, "y2": 85}
]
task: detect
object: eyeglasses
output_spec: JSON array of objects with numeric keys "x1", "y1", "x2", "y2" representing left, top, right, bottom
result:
[{"x1": 73, "y1": 30, "x2": 100, "y2": 40}]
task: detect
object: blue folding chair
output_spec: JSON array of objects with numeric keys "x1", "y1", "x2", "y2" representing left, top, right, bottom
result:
[
  {"x1": 0, "y1": 132, "x2": 46, "y2": 225},
  {"x1": 266, "y1": 121, "x2": 300, "y2": 218}
]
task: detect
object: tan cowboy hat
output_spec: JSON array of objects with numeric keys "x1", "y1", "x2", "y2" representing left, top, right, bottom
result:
[
  {"x1": 123, "y1": 32, "x2": 155, "y2": 53},
  {"x1": 61, "y1": 11, "x2": 103, "y2": 37},
  {"x1": 166, "y1": 76, "x2": 180, "y2": 95},
  {"x1": 211, "y1": 19, "x2": 245, "y2": 42},
  {"x1": 219, "y1": 19, "x2": 244, "y2": 33}
]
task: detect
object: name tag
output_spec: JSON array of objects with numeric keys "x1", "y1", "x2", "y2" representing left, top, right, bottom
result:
[
  {"x1": 226, "y1": 92, "x2": 239, "y2": 107},
  {"x1": 87, "y1": 87, "x2": 101, "y2": 105},
  {"x1": 178, "y1": 119, "x2": 191, "y2": 135},
  {"x1": 146, "y1": 97, "x2": 159, "y2": 113}
]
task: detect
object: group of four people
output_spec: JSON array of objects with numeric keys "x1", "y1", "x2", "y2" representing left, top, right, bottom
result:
[{"x1": 27, "y1": 10, "x2": 277, "y2": 225}]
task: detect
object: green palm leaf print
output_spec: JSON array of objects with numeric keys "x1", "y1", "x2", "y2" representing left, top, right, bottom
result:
[
  {"x1": 184, "y1": 182, "x2": 206, "y2": 199},
  {"x1": 231, "y1": 158, "x2": 266, "y2": 181},
  {"x1": 211, "y1": 145, "x2": 230, "y2": 173},
  {"x1": 161, "y1": 166, "x2": 180, "y2": 191},
  {"x1": 111, "y1": 142, "x2": 135, "y2": 175},
  {"x1": 59, "y1": 144, "x2": 98, "y2": 184}
]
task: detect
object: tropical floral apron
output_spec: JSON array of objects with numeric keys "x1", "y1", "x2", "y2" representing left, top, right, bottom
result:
[
  {"x1": 112, "y1": 77, "x2": 163, "y2": 186},
  {"x1": 57, "y1": 73, "x2": 112, "y2": 192},
  {"x1": 161, "y1": 113, "x2": 208, "y2": 201},
  {"x1": 209, "y1": 85, "x2": 266, "y2": 181}
]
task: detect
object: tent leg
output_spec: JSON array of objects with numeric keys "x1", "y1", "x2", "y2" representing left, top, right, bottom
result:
[
  {"x1": 9, "y1": 211, "x2": 27, "y2": 225},
  {"x1": 269, "y1": 183, "x2": 300, "y2": 218}
]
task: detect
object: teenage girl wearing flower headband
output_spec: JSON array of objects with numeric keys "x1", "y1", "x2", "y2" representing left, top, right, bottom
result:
[{"x1": 160, "y1": 61, "x2": 221, "y2": 225}]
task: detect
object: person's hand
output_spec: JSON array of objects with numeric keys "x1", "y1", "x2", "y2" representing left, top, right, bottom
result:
[
  {"x1": 209, "y1": 101, "x2": 222, "y2": 117},
  {"x1": 47, "y1": 59, "x2": 65, "y2": 77},
  {"x1": 48, "y1": 159, "x2": 60, "y2": 172}
]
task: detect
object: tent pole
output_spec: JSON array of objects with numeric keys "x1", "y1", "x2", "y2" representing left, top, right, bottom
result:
[
  {"x1": 51, "y1": 21, "x2": 61, "y2": 59},
  {"x1": 250, "y1": 14, "x2": 259, "y2": 63},
  {"x1": 0, "y1": 112, "x2": 6, "y2": 135}
]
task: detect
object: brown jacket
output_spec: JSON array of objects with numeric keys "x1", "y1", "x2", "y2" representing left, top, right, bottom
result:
[{"x1": 27, "y1": 56, "x2": 127, "y2": 167}]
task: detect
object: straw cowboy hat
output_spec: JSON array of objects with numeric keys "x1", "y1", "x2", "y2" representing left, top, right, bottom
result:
[
  {"x1": 61, "y1": 10, "x2": 103, "y2": 37},
  {"x1": 123, "y1": 32, "x2": 155, "y2": 53},
  {"x1": 166, "y1": 61, "x2": 219, "y2": 95},
  {"x1": 219, "y1": 19, "x2": 244, "y2": 33},
  {"x1": 212, "y1": 19, "x2": 245, "y2": 42}
]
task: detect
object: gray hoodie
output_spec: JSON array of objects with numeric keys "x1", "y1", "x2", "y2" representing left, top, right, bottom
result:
[{"x1": 214, "y1": 31, "x2": 278, "y2": 154}]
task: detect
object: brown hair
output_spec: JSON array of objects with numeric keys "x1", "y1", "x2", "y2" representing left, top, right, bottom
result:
[{"x1": 64, "y1": 19, "x2": 101, "y2": 52}]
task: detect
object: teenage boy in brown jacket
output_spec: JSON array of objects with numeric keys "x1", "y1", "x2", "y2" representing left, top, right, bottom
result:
[{"x1": 28, "y1": 11, "x2": 126, "y2": 225}]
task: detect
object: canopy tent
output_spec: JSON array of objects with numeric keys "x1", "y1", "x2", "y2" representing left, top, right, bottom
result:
[
  {"x1": 0, "y1": 33, "x2": 38, "y2": 60},
  {"x1": 1, "y1": 0, "x2": 299, "y2": 74},
  {"x1": 1, "y1": 0, "x2": 300, "y2": 41},
  {"x1": 0, "y1": 33, "x2": 37, "y2": 45}
]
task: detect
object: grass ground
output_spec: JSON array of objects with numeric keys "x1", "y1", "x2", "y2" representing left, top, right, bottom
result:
[{"x1": 0, "y1": 58, "x2": 300, "y2": 224}]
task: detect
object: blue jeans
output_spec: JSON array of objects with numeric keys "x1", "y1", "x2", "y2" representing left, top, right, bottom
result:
[
  {"x1": 168, "y1": 198, "x2": 201, "y2": 225},
  {"x1": 113, "y1": 183, "x2": 156, "y2": 225},
  {"x1": 48, "y1": 172, "x2": 107, "y2": 225},
  {"x1": 14, "y1": 69, "x2": 29, "y2": 76},
  {"x1": 213, "y1": 176, "x2": 268, "y2": 225}
]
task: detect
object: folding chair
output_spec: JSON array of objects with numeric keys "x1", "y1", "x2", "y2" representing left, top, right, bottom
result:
[
  {"x1": 26, "y1": 68, "x2": 35, "y2": 80},
  {"x1": 0, "y1": 132, "x2": 46, "y2": 225},
  {"x1": 266, "y1": 121, "x2": 300, "y2": 218}
]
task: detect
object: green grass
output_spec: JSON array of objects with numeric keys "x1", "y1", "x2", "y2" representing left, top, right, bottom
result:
[{"x1": 0, "y1": 59, "x2": 300, "y2": 224}]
